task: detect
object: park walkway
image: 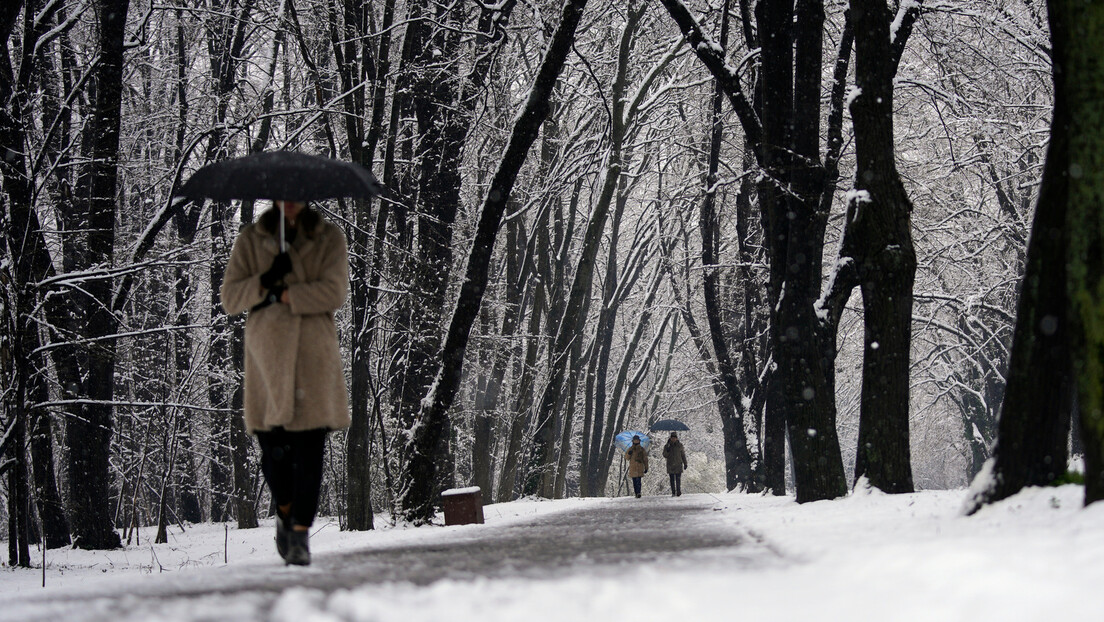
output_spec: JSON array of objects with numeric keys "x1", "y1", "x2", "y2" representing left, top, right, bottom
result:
[{"x1": 5, "y1": 494, "x2": 780, "y2": 621}]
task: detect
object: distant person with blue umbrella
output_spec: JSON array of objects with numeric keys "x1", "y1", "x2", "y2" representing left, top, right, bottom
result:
[
  {"x1": 625, "y1": 435, "x2": 649, "y2": 498},
  {"x1": 662, "y1": 432, "x2": 688, "y2": 496}
]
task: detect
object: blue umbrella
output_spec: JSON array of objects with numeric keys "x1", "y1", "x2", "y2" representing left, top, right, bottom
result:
[
  {"x1": 614, "y1": 430, "x2": 651, "y2": 452},
  {"x1": 649, "y1": 418, "x2": 690, "y2": 432}
]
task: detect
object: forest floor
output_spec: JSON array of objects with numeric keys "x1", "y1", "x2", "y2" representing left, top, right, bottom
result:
[{"x1": 1, "y1": 484, "x2": 1101, "y2": 621}]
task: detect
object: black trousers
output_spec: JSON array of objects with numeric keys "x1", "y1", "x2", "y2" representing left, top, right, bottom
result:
[
  {"x1": 669, "y1": 472, "x2": 682, "y2": 495},
  {"x1": 632, "y1": 476, "x2": 642, "y2": 496},
  {"x1": 255, "y1": 427, "x2": 327, "y2": 528}
]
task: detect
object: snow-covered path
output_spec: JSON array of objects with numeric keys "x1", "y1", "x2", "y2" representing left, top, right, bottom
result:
[
  {"x1": 4, "y1": 486, "x2": 1103, "y2": 621},
  {"x1": 2, "y1": 494, "x2": 776, "y2": 621}
]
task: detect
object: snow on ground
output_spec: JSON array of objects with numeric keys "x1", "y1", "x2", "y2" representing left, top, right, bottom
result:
[{"x1": 2, "y1": 485, "x2": 1102, "y2": 621}]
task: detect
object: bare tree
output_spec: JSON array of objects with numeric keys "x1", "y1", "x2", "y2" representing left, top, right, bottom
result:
[{"x1": 397, "y1": 0, "x2": 590, "y2": 523}]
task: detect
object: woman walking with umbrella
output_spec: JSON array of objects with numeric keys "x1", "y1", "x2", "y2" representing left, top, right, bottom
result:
[
  {"x1": 181, "y1": 151, "x2": 377, "y2": 565},
  {"x1": 220, "y1": 198, "x2": 350, "y2": 565},
  {"x1": 625, "y1": 435, "x2": 649, "y2": 498},
  {"x1": 662, "y1": 432, "x2": 688, "y2": 496}
]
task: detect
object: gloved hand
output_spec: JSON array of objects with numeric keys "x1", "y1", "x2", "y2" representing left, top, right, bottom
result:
[
  {"x1": 265, "y1": 284, "x2": 287, "y2": 306},
  {"x1": 260, "y1": 252, "x2": 292, "y2": 288}
]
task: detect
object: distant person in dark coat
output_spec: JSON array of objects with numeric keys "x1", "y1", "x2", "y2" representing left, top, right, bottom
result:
[
  {"x1": 662, "y1": 432, "x2": 688, "y2": 496},
  {"x1": 625, "y1": 435, "x2": 649, "y2": 498}
]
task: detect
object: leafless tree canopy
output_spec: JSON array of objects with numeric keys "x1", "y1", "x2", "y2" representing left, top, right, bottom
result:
[{"x1": 1, "y1": 0, "x2": 1061, "y2": 558}]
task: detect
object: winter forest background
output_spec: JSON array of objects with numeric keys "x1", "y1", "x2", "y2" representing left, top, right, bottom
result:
[{"x1": 4, "y1": 0, "x2": 1095, "y2": 564}]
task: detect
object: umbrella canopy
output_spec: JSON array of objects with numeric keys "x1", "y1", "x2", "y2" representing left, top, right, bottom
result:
[
  {"x1": 649, "y1": 418, "x2": 690, "y2": 432},
  {"x1": 175, "y1": 151, "x2": 382, "y2": 202},
  {"x1": 614, "y1": 430, "x2": 651, "y2": 453}
]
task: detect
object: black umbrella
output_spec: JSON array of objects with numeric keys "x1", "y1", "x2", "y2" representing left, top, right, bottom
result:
[
  {"x1": 649, "y1": 418, "x2": 690, "y2": 432},
  {"x1": 175, "y1": 151, "x2": 382, "y2": 203}
]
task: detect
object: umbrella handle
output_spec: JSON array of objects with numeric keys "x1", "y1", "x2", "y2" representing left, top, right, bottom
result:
[{"x1": 279, "y1": 208, "x2": 286, "y2": 253}]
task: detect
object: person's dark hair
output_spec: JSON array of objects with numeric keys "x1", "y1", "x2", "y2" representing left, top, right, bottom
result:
[{"x1": 259, "y1": 204, "x2": 320, "y2": 237}]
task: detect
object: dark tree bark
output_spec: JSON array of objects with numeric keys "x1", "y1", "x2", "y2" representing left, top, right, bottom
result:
[
  {"x1": 757, "y1": 0, "x2": 848, "y2": 503},
  {"x1": 332, "y1": 0, "x2": 391, "y2": 532},
  {"x1": 662, "y1": 0, "x2": 847, "y2": 501},
  {"x1": 398, "y1": 0, "x2": 589, "y2": 523},
  {"x1": 962, "y1": 0, "x2": 1074, "y2": 514},
  {"x1": 30, "y1": 407, "x2": 71, "y2": 548},
  {"x1": 0, "y1": 0, "x2": 71, "y2": 554},
  {"x1": 1054, "y1": 0, "x2": 1104, "y2": 504},
  {"x1": 63, "y1": 0, "x2": 131, "y2": 550},
  {"x1": 699, "y1": 0, "x2": 756, "y2": 491},
  {"x1": 3, "y1": 343, "x2": 32, "y2": 566},
  {"x1": 841, "y1": 0, "x2": 917, "y2": 493},
  {"x1": 392, "y1": 0, "x2": 517, "y2": 510}
]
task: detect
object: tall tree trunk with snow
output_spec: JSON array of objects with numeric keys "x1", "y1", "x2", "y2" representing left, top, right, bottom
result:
[
  {"x1": 398, "y1": 0, "x2": 589, "y2": 522},
  {"x1": 394, "y1": 0, "x2": 463, "y2": 502},
  {"x1": 700, "y1": 1, "x2": 755, "y2": 490},
  {"x1": 64, "y1": 0, "x2": 131, "y2": 549},
  {"x1": 332, "y1": 0, "x2": 390, "y2": 532},
  {"x1": 841, "y1": 0, "x2": 917, "y2": 493},
  {"x1": 29, "y1": 6, "x2": 75, "y2": 548},
  {"x1": 962, "y1": 0, "x2": 1075, "y2": 514},
  {"x1": 661, "y1": 0, "x2": 847, "y2": 502},
  {"x1": 395, "y1": 0, "x2": 516, "y2": 510},
  {"x1": 756, "y1": 0, "x2": 847, "y2": 502},
  {"x1": 1056, "y1": 0, "x2": 1104, "y2": 505},
  {"x1": 0, "y1": 0, "x2": 71, "y2": 554}
]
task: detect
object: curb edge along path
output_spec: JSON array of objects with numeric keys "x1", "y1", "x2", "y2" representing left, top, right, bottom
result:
[{"x1": 8, "y1": 493, "x2": 784, "y2": 621}]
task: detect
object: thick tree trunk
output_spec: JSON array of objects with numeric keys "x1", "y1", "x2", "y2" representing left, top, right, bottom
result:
[
  {"x1": 1, "y1": 0, "x2": 73, "y2": 552},
  {"x1": 699, "y1": 8, "x2": 756, "y2": 488},
  {"x1": 759, "y1": 0, "x2": 847, "y2": 503},
  {"x1": 395, "y1": 0, "x2": 515, "y2": 510},
  {"x1": 661, "y1": 0, "x2": 846, "y2": 502},
  {"x1": 335, "y1": 0, "x2": 393, "y2": 532},
  {"x1": 1055, "y1": 0, "x2": 1104, "y2": 505},
  {"x1": 962, "y1": 2, "x2": 1074, "y2": 514},
  {"x1": 394, "y1": 0, "x2": 462, "y2": 460},
  {"x1": 6, "y1": 366, "x2": 32, "y2": 566},
  {"x1": 65, "y1": 0, "x2": 131, "y2": 550},
  {"x1": 844, "y1": 0, "x2": 917, "y2": 493}
]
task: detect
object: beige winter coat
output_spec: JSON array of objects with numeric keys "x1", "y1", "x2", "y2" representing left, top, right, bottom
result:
[
  {"x1": 220, "y1": 209, "x2": 351, "y2": 433},
  {"x1": 625, "y1": 444, "x2": 649, "y2": 478}
]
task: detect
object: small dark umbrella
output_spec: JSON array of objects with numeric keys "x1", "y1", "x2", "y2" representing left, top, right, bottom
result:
[
  {"x1": 175, "y1": 151, "x2": 382, "y2": 203},
  {"x1": 649, "y1": 418, "x2": 690, "y2": 432}
]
